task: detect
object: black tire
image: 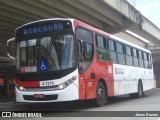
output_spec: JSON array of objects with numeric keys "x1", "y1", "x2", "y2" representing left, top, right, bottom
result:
[
  {"x1": 137, "y1": 82, "x2": 144, "y2": 98},
  {"x1": 129, "y1": 81, "x2": 144, "y2": 98},
  {"x1": 95, "y1": 81, "x2": 107, "y2": 107}
]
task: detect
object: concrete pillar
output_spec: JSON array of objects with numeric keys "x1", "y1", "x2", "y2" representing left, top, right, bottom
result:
[{"x1": 153, "y1": 62, "x2": 160, "y2": 88}]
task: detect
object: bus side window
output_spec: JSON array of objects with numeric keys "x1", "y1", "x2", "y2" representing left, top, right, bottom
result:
[
  {"x1": 96, "y1": 35, "x2": 108, "y2": 61},
  {"x1": 132, "y1": 48, "x2": 139, "y2": 67},
  {"x1": 148, "y1": 54, "x2": 152, "y2": 69},
  {"x1": 82, "y1": 42, "x2": 93, "y2": 61},
  {"x1": 108, "y1": 39, "x2": 117, "y2": 63},
  {"x1": 116, "y1": 42, "x2": 125, "y2": 65},
  {"x1": 138, "y1": 50, "x2": 144, "y2": 68},
  {"x1": 76, "y1": 28, "x2": 93, "y2": 73},
  {"x1": 125, "y1": 46, "x2": 133, "y2": 66},
  {"x1": 143, "y1": 52, "x2": 149, "y2": 68},
  {"x1": 77, "y1": 41, "x2": 82, "y2": 61}
]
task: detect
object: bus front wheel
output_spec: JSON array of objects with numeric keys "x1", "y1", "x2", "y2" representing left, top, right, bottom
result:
[{"x1": 95, "y1": 81, "x2": 107, "y2": 107}]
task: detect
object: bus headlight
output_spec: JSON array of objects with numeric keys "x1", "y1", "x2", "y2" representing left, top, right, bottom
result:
[
  {"x1": 16, "y1": 84, "x2": 26, "y2": 91},
  {"x1": 58, "y1": 76, "x2": 77, "y2": 90}
]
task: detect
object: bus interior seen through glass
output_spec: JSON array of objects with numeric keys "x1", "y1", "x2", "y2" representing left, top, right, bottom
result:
[{"x1": 19, "y1": 34, "x2": 75, "y2": 72}]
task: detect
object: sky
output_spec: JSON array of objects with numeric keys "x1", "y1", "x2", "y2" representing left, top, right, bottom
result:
[
  {"x1": 126, "y1": 0, "x2": 160, "y2": 43},
  {"x1": 129, "y1": 0, "x2": 160, "y2": 29}
]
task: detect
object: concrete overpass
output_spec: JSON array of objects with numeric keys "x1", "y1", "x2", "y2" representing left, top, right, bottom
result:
[
  {"x1": 0, "y1": 0, "x2": 160, "y2": 92},
  {"x1": 0, "y1": 0, "x2": 160, "y2": 47},
  {"x1": 1, "y1": 0, "x2": 160, "y2": 96}
]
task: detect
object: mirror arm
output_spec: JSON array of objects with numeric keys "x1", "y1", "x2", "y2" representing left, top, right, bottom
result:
[{"x1": 7, "y1": 37, "x2": 16, "y2": 60}]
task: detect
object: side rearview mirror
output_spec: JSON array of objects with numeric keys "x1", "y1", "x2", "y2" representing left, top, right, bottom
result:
[{"x1": 7, "y1": 37, "x2": 16, "y2": 60}]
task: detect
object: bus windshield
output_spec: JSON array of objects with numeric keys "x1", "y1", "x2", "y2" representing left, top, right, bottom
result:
[{"x1": 19, "y1": 34, "x2": 75, "y2": 73}]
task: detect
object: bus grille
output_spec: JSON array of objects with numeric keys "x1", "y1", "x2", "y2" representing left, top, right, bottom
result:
[
  {"x1": 23, "y1": 94, "x2": 58, "y2": 101},
  {"x1": 25, "y1": 86, "x2": 59, "y2": 92}
]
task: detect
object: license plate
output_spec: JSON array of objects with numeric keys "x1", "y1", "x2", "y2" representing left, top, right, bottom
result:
[
  {"x1": 40, "y1": 80, "x2": 54, "y2": 87},
  {"x1": 34, "y1": 94, "x2": 44, "y2": 99}
]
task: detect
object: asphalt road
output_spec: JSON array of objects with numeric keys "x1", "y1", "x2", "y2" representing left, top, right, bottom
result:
[{"x1": 1, "y1": 88, "x2": 160, "y2": 120}]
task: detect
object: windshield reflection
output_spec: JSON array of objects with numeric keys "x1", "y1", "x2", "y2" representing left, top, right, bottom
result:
[{"x1": 19, "y1": 34, "x2": 75, "y2": 73}]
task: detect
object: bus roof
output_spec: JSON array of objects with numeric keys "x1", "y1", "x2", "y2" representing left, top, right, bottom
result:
[
  {"x1": 110, "y1": 35, "x2": 151, "y2": 53},
  {"x1": 15, "y1": 18, "x2": 75, "y2": 31},
  {"x1": 16, "y1": 18, "x2": 151, "y2": 53},
  {"x1": 73, "y1": 19, "x2": 151, "y2": 53}
]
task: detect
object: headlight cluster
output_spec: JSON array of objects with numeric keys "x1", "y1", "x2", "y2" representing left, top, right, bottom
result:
[
  {"x1": 58, "y1": 76, "x2": 77, "y2": 90},
  {"x1": 16, "y1": 84, "x2": 26, "y2": 91},
  {"x1": 16, "y1": 76, "x2": 77, "y2": 91}
]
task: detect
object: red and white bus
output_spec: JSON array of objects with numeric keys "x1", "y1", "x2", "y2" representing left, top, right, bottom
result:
[{"x1": 14, "y1": 18, "x2": 154, "y2": 106}]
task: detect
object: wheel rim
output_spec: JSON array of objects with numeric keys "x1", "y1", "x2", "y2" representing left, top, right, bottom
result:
[{"x1": 97, "y1": 86, "x2": 105, "y2": 104}]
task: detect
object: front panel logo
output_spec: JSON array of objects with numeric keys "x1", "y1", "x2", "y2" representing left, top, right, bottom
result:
[{"x1": 39, "y1": 61, "x2": 48, "y2": 71}]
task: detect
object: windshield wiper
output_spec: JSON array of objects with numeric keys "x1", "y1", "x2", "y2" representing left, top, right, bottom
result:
[{"x1": 47, "y1": 33, "x2": 58, "y2": 54}]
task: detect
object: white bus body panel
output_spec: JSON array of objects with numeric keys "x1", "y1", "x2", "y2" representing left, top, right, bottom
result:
[
  {"x1": 113, "y1": 64, "x2": 154, "y2": 96},
  {"x1": 16, "y1": 69, "x2": 79, "y2": 103},
  {"x1": 110, "y1": 35, "x2": 154, "y2": 96}
]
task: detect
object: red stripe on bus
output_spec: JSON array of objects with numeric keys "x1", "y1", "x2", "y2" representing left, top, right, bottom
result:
[
  {"x1": 16, "y1": 79, "x2": 40, "y2": 88},
  {"x1": 0, "y1": 78, "x2": 4, "y2": 84}
]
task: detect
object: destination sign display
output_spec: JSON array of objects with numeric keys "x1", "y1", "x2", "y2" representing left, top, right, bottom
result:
[
  {"x1": 23, "y1": 23, "x2": 64, "y2": 36},
  {"x1": 16, "y1": 20, "x2": 72, "y2": 41}
]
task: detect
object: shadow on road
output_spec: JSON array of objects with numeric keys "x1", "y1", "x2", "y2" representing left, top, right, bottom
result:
[
  {"x1": 9, "y1": 88, "x2": 159, "y2": 112},
  {"x1": 14, "y1": 96, "x2": 136, "y2": 111}
]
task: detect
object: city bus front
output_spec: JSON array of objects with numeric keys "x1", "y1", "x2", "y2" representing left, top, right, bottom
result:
[{"x1": 15, "y1": 19, "x2": 79, "y2": 102}]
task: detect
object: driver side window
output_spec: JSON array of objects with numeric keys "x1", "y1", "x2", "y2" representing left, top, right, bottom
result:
[{"x1": 76, "y1": 28, "x2": 93, "y2": 73}]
